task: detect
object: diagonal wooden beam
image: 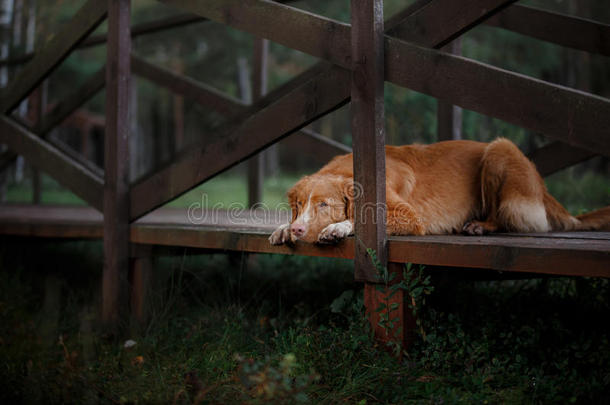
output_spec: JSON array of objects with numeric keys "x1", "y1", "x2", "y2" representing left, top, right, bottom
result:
[
  {"x1": 47, "y1": 135, "x2": 104, "y2": 179},
  {"x1": 131, "y1": 55, "x2": 245, "y2": 117},
  {"x1": 38, "y1": 67, "x2": 107, "y2": 135},
  {"x1": 0, "y1": 0, "x2": 107, "y2": 114},
  {"x1": 131, "y1": 54, "x2": 348, "y2": 157},
  {"x1": 0, "y1": 68, "x2": 106, "y2": 174},
  {"x1": 158, "y1": 0, "x2": 514, "y2": 68},
  {"x1": 485, "y1": 5, "x2": 610, "y2": 57},
  {"x1": 0, "y1": 14, "x2": 206, "y2": 68},
  {"x1": 529, "y1": 142, "x2": 598, "y2": 177},
  {"x1": 387, "y1": 0, "x2": 516, "y2": 49},
  {"x1": 158, "y1": 0, "x2": 610, "y2": 156},
  {"x1": 83, "y1": 13, "x2": 206, "y2": 48},
  {"x1": 158, "y1": 0, "x2": 352, "y2": 67},
  {"x1": 129, "y1": 64, "x2": 351, "y2": 220},
  {"x1": 0, "y1": 1, "x2": 315, "y2": 68},
  {"x1": 0, "y1": 117, "x2": 103, "y2": 210},
  {"x1": 299, "y1": 128, "x2": 351, "y2": 155}
]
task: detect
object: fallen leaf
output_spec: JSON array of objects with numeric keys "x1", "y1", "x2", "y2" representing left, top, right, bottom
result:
[{"x1": 131, "y1": 356, "x2": 144, "y2": 366}]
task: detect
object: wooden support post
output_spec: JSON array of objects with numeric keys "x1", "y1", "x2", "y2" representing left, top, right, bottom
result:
[
  {"x1": 437, "y1": 38, "x2": 462, "y2": 141},
  {"x1": 364, "y1": 262, "x2": 417, "y2": 351},
  {"x1": 352, "y1": 0, "x2": 406, "y2": 349},
  {"x1": 351, "y1": 0, "x2": 387, "y2": 280},
  {"x1": 103, "y1": 0, "x2": 131, "y2": 330},
  {"x1": 247, "y1": 37, "x2": 268, "y2": 207},
  {"x1": 130, "y1": 244, "x2": 152, "y2": 328}
]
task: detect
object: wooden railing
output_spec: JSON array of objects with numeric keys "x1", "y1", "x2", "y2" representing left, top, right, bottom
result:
[{"x1": 0, "y1": 0, "x2": 608, "y2": 337}]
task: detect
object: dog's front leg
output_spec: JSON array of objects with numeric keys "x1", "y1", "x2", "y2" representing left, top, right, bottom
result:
[
  {"x1": 269, "y1": 223, "x2": 294, "y2": 245},
  {"x1": 317, "y1": 220, "x2": 354, "y2": 244}
]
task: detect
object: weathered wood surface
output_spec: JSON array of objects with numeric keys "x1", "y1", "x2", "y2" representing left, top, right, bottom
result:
[
  {"x1": 351, "y1": 0, "x2": 387, "y2": 282},
  {"x1": 0, "y1": 0, "x2": 107, "y2": 113},
  {"x1": 485, "y1": 5, "x2": 610, "y2": 57},
  {"x1": 103, "y1": 0, "x2": 131, "y2": 328},
  {"x1": 529, "y1": 141, "x2": 597, "y2": 177},
  {"x1": 0, "y1": 118, "x2": 104, "y2": 210},
  {"x1": 0, "y1": 205, "x2": 608, "y2": 278},
  {"x1": 159, "y1": 0, "x2": 610, "y2": 157},
  {"x1": 389, "y1": 234, "x2": 610, "y2": 278}
]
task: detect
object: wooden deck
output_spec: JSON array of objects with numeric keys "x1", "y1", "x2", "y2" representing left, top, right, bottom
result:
[{"x1": 1, "y1": 204, "x2": 608, "y2": 278}]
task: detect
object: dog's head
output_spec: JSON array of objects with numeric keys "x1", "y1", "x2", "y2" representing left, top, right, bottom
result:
[{"x1": 286, "y1": 174, "x2": 354, "y2": 243}]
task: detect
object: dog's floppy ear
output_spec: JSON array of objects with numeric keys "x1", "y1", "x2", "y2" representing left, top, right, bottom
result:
[
  {"x1": 341, "y1": 177, "x2": 355, "y2": 221},
  {"x1": 287, "y1": 187, "x2": 298, "y2": 222}
]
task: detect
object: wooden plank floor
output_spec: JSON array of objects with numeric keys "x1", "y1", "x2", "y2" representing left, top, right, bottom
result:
[{"x1": 0, "y1": 204, "x2": 608, "y2": 278}]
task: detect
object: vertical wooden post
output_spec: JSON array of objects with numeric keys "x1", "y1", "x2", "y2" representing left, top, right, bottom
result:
[
  {"x1": 437, "y1": 38, "x2": 462, "y2": 141},
  {"x1": 103, "y1": 0, "x2": 131, "y2": 330},
  {"x1": 247, "y1": 37, "x2": 268, "y2": 207},
  {"x1": 130, "y1": 244, "x2": 152, "y2": 328},
  {"x1": 364, "y1": 263, "x2": 417, "y2": 349},
  {"x1": 353, "y1": 0, "x2": 411, "y2": 350},
  {"x1": 351, "y1": 0, "x2": 387, "y2": 281}
]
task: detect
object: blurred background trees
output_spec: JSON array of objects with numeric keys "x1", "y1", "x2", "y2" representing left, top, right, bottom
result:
[{"x1": 0, "y1": 0, "x2": 608, "y2": 211}]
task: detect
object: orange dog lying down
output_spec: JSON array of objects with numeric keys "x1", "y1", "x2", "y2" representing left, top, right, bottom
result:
[{"x1": 269, "y1": 138, "x2": 610, "y2": 245}]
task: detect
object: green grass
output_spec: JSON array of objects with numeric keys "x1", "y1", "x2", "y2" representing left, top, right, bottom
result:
[
  {"x1": 1, "y1": 239, "x2": 609, "y2": 404},
  {"x1": 166, "y1": 174, "x2": 301, "y2": 209}
]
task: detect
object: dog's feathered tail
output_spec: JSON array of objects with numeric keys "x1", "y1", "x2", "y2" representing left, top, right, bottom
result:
[
  {"x1": 544, "y1": 192, "x2": 610, "y2": 231},
  {"x1": 575, "y1": 206, "x2": 610, "y2": 231}
]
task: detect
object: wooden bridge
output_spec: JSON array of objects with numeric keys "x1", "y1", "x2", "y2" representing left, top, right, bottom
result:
[{"x1": 0, "y1": 0, "x2": 609, "y2": 344}]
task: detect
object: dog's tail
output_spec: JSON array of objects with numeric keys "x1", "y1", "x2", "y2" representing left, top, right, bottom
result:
[
  {"x1": 574, "y1": 206, "x2": 610, "y2": 231},
  {"x1": 544, "y1": 192, "x2": 610, "y2": 231}
]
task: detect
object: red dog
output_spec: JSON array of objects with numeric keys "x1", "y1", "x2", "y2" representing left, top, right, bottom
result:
[{"x1": 269, "y1": 138, "x2": 610, "y2": 245}]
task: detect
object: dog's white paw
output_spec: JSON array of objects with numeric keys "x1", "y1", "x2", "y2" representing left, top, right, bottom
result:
[
  {"x1": 317, "y1": 221, "x2": 353, "y2": 244},
  {"x1": 269, "y1": 223, "x2": 292, "y2": 245}
]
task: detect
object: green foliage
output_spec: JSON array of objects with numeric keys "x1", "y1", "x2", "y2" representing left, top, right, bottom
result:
[
  {"x1": 366, "y1": 248, "x2": 434, "y2": 355},
  {"x1": 234, "y1": 353, "x2": 320, "y2": 404}
]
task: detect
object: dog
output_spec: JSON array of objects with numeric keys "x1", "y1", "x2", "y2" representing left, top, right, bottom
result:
[{"x1": 269, "y1": 138, "x2": 610, "y2": 245}]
